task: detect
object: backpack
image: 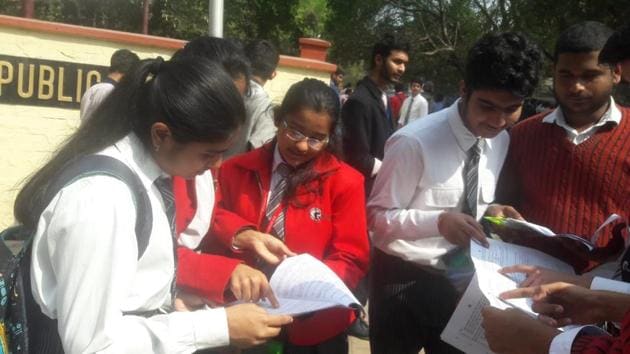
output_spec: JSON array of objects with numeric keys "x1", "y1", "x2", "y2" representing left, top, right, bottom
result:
[{"x1": 0, "y1": 155, "x2": 153, "y2": 353}]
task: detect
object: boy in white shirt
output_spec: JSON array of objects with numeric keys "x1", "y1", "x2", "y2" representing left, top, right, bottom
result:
[{"x1": 367, "y1": 32, "x2": 543, "y2": 354}]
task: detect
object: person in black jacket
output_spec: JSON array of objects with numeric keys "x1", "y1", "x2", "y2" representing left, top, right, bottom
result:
[{"x1": 341, "y1": 33, "x2": 410, "y2": 195}]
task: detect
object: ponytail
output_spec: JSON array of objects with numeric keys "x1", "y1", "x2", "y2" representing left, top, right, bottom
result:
[{"x1": 15, "y1": 56, "x2": 244, "y2": 229}]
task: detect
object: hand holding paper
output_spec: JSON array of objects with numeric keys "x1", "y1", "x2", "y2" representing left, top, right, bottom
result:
[{"x1": 256, "y1": 254, "x2": 361, "y2": 316}]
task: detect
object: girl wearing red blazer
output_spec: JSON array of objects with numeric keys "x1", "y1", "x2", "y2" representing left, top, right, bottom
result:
[{"x1": 209, "y1": 78, "x2": 369, "y2": 353}]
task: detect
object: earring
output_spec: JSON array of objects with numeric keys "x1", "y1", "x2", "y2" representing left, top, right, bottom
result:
[{"x1": 154, "y1": 145, "x2": 160, "y2": 152}]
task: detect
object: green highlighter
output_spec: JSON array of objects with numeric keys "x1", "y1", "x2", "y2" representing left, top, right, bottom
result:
[
  {"x1": 267, "y1": 340, "x2": 283, "y2": 354},
  {"x1": 483, "y1": 216, "x2": 507, "y2": 226}
]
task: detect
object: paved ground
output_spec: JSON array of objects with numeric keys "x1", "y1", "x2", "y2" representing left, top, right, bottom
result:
[{"x1": 349, "y1": 336, "x2": 370, "y2": 354}]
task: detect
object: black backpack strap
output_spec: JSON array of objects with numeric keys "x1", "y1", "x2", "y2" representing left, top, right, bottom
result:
[{"x1": 46, "y1": 155, "x2": 153, "y2": 259}]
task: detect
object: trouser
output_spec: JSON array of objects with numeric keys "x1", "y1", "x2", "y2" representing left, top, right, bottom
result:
[{"x1": 369, "y1": 248, "x2": 463, "y2": 354}]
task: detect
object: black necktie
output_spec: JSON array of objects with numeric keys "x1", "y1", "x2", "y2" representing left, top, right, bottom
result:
[{"x1": 462, "y1": 140, "x2": 482, "y2": 218}]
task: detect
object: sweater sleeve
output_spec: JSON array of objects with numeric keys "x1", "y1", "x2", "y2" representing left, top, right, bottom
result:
[
  {"x1": 494, "y1": 132, "x2": 522, "y2": 207},
  {"x1": 570, "y1": 310, "x2": 630, "y2": 353}
]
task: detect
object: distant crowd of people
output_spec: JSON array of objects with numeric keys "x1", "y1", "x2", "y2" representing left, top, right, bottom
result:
[{"x1": 7, "y1": 17, "x2": 630, "y2": 354}]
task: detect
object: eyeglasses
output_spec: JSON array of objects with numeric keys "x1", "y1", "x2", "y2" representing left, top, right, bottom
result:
[{"x1": 281, "y1": 120, "x2": 329, "y2": 150}]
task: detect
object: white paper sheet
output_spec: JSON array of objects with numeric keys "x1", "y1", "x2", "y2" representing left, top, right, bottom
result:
[
  {"x1": 471, "y1": 238, "x2": 574, "y2": 313},
  {"x1": 257, "y1": 254, "x2": 360, "y2": 315},
  {"x1": 442, "y1": 240, "x2": 577, "y2": 353},
  {"x1": 441, "y1": 275, "x2": 495, "y2": 354}
]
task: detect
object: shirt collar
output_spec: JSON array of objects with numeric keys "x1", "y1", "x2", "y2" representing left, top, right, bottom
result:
[
  {"x1": 543, "y1": 96, "x2": 621, "y2": 127},
  {"x1": 447, "y1": 98, "x2": 485, "y2": 152},
  {"x1": 114, "y1": 133, "x2": 167, "y2": 184},
  {"x1": 272, "y1": 145, "x2": 286, "y2": 173}
]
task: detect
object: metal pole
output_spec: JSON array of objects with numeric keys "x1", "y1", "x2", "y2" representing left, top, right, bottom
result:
[
  {"x1": 22, "y1": 0, "x2": 34, "y2": 18},
  {"x1": 142, "y1": 0, "x2": 151, "y2": 35},
  {"x1": 208, "y1": 0, "x2": 224, "y2": 38}
]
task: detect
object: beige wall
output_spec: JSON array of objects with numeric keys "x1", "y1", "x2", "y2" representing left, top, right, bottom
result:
[
  {"x1": 268, "y1": 66, "x2": 329, "y2": 105},
  {"x1": 0, "y1": 21, "x2": 332, "y2": 229}
]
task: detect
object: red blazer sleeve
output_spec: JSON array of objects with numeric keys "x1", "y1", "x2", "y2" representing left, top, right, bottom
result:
[
  {"x1": 322, "y1": 171, "x2": 369, "y2": 289},
  {"x1": 208, "y1": 168, "x2": 258, "y2": 250},
  {"x1": 173, "y1": 177, "x2": 197, "y2": 236},
  {"x1": 176, "y1": 246, "x2": 241, "y2": 304},
  {"x1": 572, "y1": 310, "x2": 630, "y2": 354}
]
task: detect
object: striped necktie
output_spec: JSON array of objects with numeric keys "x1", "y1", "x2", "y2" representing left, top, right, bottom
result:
[
  {"x1": 265, "y1": 163, "x2": 291, "y2": 240},
  {"x1": 154, "y1": 176, "x2": 178, "y2": 297},
  {"x1": 462, "y1": 139, "x2": 482, "y2": 218}
]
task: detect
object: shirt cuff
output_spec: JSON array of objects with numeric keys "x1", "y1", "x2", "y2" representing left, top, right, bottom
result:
[
  {"x1": 548, "y1": 326, "x2": 605, "y2": 354},
  {"x1": 371, "y1": 158, "x2": 382, "y2": 177},
  {"x1": 191, "y1": 307, "x2": 230, "y2": 350},
  {"x1": 590, "y1": 276, "x2": 630, "y2": 294}
]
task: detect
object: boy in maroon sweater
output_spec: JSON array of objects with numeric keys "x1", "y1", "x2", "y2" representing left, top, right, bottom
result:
[{"x1": 492, "y1": 21, "x2": 626, "y2": 273}]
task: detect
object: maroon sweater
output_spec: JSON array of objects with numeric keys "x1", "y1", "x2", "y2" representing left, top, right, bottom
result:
[{"x1": 496, "y1": 106, "x2": 630, "y2": 269}]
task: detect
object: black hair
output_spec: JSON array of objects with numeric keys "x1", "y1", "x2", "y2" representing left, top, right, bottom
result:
[
  {"x1": 600, "y1": 23, "x2": 630, "y2": 64},
  {"x1": 15, "y1": 57, "x2": 245, "y2": 229},
  {"x1": 465, "y1": 32, "x2": 542, "y2": 98},
  {"x1": 333, "y1": 67, "x2": 345, "y2": 76},
  {"x1": 394, "y1": 83, "x2": 405, "y2": 92},
  {"x1": 272, "y1": 78, "x2": 341, "y2": 203},
  {"x1": 245, "y1": 40, "x2": 280, "y2": 80},
  {"x1": 410, "y1": 77, "x2": 424, "y2": 86},
  {"x1": 109, "y1": 49, "x2": 140, "y2": 74},
  {"x1": 370, "y1": 33, "x2": 410, "y2": 69},
  {"x1": 554, "y1": 21, "x2": 614, "y2": 62},
  {"x1": 176, "y1": 36, "x2": 252, "y2": 93}
]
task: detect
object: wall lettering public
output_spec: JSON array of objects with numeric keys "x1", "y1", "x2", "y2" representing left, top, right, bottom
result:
[{"x1": 0, "y1": 54, "x2": 108, "y2": 109}]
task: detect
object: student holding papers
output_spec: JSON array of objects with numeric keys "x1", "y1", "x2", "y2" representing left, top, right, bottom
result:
[
  {"x1": 206, "y1": 79, "x2": 369, "y2": 353},
  {"x1": 492, "y1": 21, "x2": 629, "y2": 272},
  {"x1": 482, "y1": 281, "x2": 630, "y2": 354},
  {"x1": 367, "y1": 32, "x2": 543, "y2": 354}
]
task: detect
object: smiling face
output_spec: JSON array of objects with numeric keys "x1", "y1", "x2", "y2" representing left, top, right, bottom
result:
[
  {"x1": 460, "y1": 87, "x2": 524, "y2": 138},
  {"x1": 553, "y1": 51, "x2": 620, "y2": 118},
  {"x1": 276, "y1": 109, "x2": 332, "y2": 167}
]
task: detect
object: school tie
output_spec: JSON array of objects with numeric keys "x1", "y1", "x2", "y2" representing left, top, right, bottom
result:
[
  {"x1": 154, "y1": 176, "x2": 178, "y2": 297},
  {"x1": 462, "y1": 139, "x2": 482, "y2": 218},
  {"x1": 403, "y1": 97, "x2": 415, "y2": 126},
  {"x1": 265, "y1": 163, "x2": 291, "y2": 240}
]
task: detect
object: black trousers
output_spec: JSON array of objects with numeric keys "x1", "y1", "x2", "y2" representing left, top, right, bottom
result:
[{"x1": 369, "y1": 248, "x2": 463, "y2": 354}]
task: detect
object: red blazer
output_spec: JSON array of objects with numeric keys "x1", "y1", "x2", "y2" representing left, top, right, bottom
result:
[
  {"x1": 209, "y1": 143, "x2": 370, "y2": 345},
  {"x1": 572, "y1": 309, "x2": 630, "y2": 353},
  {"x1": 173, "y1": 176, "x2": 241, "y2": 305}
]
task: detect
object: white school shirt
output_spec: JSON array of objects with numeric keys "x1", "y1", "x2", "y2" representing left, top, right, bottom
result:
[
  {"x1": 178, "y1": 170, "x2": 215, "y2": 249},
  {"x1": 30, "y1": 133, "x2": 229, "y2": 354},
  {"x1": 549, "y1": 276, "x2": 630, "y2": 353},
  {"x1": 542, "y1": 97, "x2": 621, "y2": 145},
  {"x1": 367, "y1": 99, "x2": 509, "y2": 269},
  {"x1": 398, "y1": 94, "x2": 429, "y2": 126},
  {"x1": 80, "y1": 81, "x2": 115, "y2": 123}
]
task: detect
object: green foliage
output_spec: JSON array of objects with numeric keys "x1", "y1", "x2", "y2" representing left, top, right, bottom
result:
[
  {"x1": 150, "y1": 0, "x2": 208, "y2": 40},
  {"x1": 1, "y1": 0, "x2": 629, "y2": 99},
  {"x1": 292, "y1": 0, "x2": 330, "y2": 38}
]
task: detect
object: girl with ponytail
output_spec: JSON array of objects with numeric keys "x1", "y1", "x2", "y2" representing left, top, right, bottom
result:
[{"x1": 15, "y1": 56, "x2": 291, "y2": 353}]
